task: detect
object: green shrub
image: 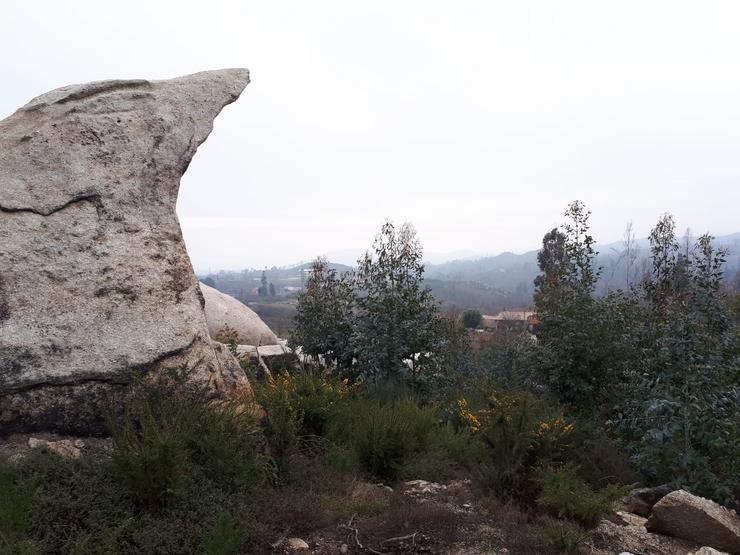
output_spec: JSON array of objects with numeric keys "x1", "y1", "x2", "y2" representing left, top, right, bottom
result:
[
  {"x1": 200, "y1": 511, "x2": 247, "y2": 555},
  {"x1": 0, "y1": 460, "x2": 40, "y2": 555},
  {"x1": 536, "y1": 517, "x2": 589, "y2": 553},
  {"x1": 401, "y1": 423, "x2": 486, "y2": 481},
  {"x1": 565, "y1": 423, "x2": 637, "y2": 488},
  {"x1": 328, "y1": 396, "x2": 439, "y2": 479},
  {"x1": 110, "y1": 371, "x2": 268, "y2": 508},
  {"x1": 186, "y1": 399, "x2": 269, "y2": 489},
  {"x1": 111, "y1": 398, "x2": 192, "y2": 509},
  {"x1": 458, "y1": 389, "x2": 573, "y2": 497},
  {"x1": 287, "y1": 372, "x2": 352, "y2": 437},
  {"x1": 254, "y1": 371, "x2": 353, "y2": 476},
  {"x1": 8, "y1": 450, "x2": 134, "y2": 554},
  {"x1": 537, "y1": 463, "x2": 626, "y2": 527}
]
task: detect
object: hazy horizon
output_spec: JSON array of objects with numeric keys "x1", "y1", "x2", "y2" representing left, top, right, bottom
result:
[
  {"x1": 3, "y1": 1, "x2": 739, "y2": 271},
  {"x1": 192, "y1": 229, "x2": 740, "y2": 274}
]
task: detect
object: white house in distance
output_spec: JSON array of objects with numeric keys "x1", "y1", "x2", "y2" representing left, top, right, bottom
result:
[{"x1": 481, "y1": 310, "x2": 539, "y2": 332}]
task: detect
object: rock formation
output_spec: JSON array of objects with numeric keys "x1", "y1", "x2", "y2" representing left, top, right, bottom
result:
[
  {"x1": 200, "y1": 282, "x2": 278, "y2": 346},
  {"x1": 0, "y1": 69, "x2": 251, "y2": 434}
]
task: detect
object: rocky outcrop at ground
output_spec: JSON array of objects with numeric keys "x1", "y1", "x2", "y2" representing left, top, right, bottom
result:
[
  {"x1": 592, "y1": 517, "x2": 701, "y2": 555},
  {"x1": 200, "y1": 282, "x2": 278, "y2": 346},
  {"x1": 0, "y1": 69, "x2": 251, "y2": 435},
  {"x1": 646, "y1": 490, "x2": 740, "y2": 554},
  {"x1": 27, "y1": 437, "x2": 82, "y2": 459}
]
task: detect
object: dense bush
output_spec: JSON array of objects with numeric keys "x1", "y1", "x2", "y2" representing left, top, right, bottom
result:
[
  {"x1": 458, "y1": 389, "x2": 573, "y2": 497},
  {"x1": 110, "y1": 371, "x2": 270, "y2": 508},
  {"x1": 537, "y1": 463, "x2": 626, "y2": 527},
  {"x1": 536, "y1": 517, "x2": 589, "y2": 554},
  {"x1": 0, "y1": 460, "x2": 39, "y2": 555},
  {"x1": 327, "y1": 396, "x2": 440, "y2": 479},
  {"x1": 532, "y1": 203, "x2": 740, "y2": 504},
  {"x1": 199, "y1": 511, "x2": 248, "y2": 555},
  {"x1": 254, "y1": 371, "x2": 353, "y2": 475},
  {"x1": 0, "y1": 373, "x2": 273, "y2": 554}
]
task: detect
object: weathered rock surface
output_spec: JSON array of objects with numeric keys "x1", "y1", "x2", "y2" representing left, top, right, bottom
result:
[
  {"x1": 646, "y1": 490, "x2": 740, "y2": 554},
  {"x1": 200, "y1": 282, "x2": 278, "y2": 345},
  {"x1": 0, "y1": 69, "x2": 251, "y2": 434}
]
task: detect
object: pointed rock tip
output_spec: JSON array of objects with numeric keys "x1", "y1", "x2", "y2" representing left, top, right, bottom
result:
[{"x1": 175, "y1": 67, "x2": 250, "y2": 91}]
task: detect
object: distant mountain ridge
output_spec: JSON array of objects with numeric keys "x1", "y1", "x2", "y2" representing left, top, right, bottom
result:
[
  {"x1": 424, "y1": 232, "x2": 740, "y2": 307},
  {"x1": 201, "y1": 232, "x2": 739, "y2": 315}
]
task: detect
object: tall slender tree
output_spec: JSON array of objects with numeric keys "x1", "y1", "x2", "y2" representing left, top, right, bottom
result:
[{"x1": 353, "y1": 221, "x2": 443, "y2": 382}]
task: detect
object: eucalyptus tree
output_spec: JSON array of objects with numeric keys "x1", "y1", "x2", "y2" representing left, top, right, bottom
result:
[{"x1": 353, "y1": 221, "x2": 444, "y2": 383}]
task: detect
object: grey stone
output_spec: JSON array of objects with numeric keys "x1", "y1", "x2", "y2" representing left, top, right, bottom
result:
[
  {"x1": 646, "y1": 490, "x2": 740, "y2": 554},
  {"x1": 285, "y1": 538, "x2": 309, "y2": 550},
  {"x1": 28, "y1": 437, "x2": 81, "y2": 459},
  {"x1": 0, "y1": 69, "x2": 251, "y2": 434}
]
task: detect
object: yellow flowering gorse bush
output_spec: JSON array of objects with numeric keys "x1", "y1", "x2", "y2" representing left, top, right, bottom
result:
[{"x1": 456, "y1": 389, "x2": 574, "y2": 495}]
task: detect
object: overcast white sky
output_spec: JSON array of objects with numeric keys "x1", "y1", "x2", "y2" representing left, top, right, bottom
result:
[{"x1": 2, "y1": 1, "x2": 739, "y2": 271}]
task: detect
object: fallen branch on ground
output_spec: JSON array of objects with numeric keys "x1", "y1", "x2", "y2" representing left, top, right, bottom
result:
[
  {"x1": 381, "y1": 532, "x2": 418, "y2": 546},
  {"x1": 338, "y1": 514, "x2": 384, "y2": 555}
]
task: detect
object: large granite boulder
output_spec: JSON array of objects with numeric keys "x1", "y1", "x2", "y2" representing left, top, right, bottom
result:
[
  {"x1": 200, "y1": 282, "x2": 278, "y2": 346},
  {"x1": 646, "y1": 490, "x2": 740, "y2": 554},
  {"x1": 0, "y1": 69, "x2": 251, "y2": 435}
]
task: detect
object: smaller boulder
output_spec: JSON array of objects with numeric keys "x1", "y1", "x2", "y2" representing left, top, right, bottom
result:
[
  {"x1": 623, "y1": 484, "x2": 675, "y2": 517},
  {"x1": 200, "y1": 283, "x2": 278, "y2": 346},
  {"x1": 615, "y1": 510, "x2": 648, "y2": 528},
  {"x1": 28, "y1": 438, "x2": 81, "y2": 459},
  {"x1": 285, "y1": 538, "x2": 309, "y2": 550},
  {"x1": 646, "y1": 490, "x2": 740, "y2": 554}
]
